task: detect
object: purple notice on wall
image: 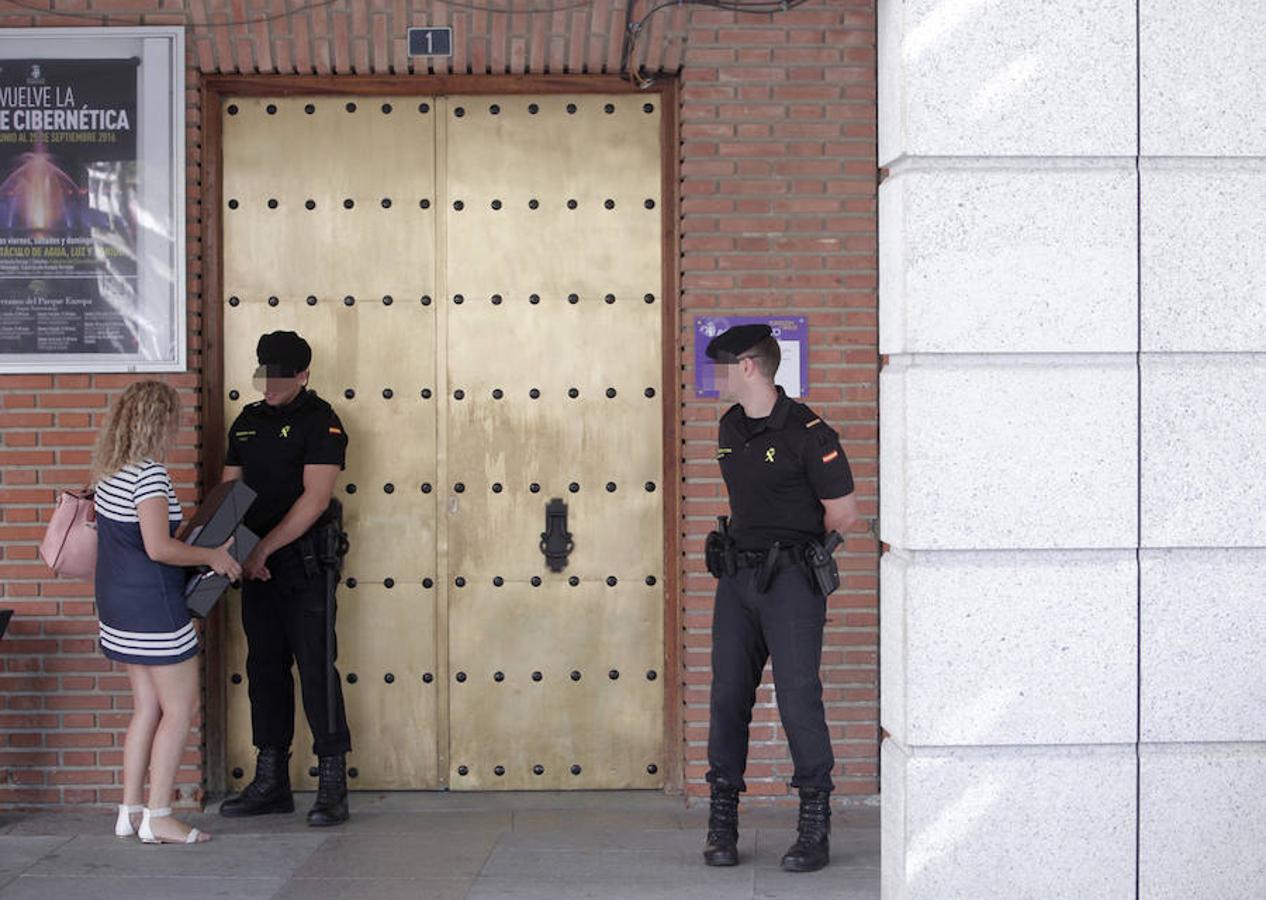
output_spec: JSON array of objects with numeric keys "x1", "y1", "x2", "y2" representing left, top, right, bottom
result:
[{"x1": 694, "y1": 315, "x2": 809, "y2": 399}]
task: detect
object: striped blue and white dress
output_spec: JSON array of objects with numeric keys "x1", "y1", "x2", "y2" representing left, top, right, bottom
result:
[{"x1": 93, "y1": 460, "x2": 197, "y2": 665}]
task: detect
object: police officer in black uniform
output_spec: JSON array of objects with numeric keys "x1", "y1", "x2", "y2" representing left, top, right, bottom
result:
[
  {"x1": 701, "y1": 324, "x2": 859, "y2": 873},
  {"x1": 218, "y1": 331, "x2": 352, "y2": 827}
]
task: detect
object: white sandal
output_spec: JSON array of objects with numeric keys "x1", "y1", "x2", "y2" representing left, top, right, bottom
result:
[
  {"x1": 138, "y1": 807, "x2": 209, "y2": 844},
  {"x1": 114, "y1": 804, "x2": 143, "y2": 837}
]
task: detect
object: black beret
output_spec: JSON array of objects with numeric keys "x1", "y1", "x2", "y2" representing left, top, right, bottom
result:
[
  {"x1": 255, "y1": 331, "x2": 312, "y2": 378},
  {"x1": 705, "y1": 323, "x2": 773, "y2": 363}
]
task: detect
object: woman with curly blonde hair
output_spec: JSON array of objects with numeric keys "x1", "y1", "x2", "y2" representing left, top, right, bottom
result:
[{"x1": 92, "y1": 380, "x2": 240, "y2": 845}]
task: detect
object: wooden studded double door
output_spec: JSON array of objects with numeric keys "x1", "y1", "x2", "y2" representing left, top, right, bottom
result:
[{"x1": 219, "y1": 93, "x2": 667, "y2": 791}]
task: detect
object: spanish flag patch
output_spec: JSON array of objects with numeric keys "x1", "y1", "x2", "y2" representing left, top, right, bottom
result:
[
  {"x1": 821, "y1": 449, "x2": 839, "y2": 464},
  {"x1": 329, "y1": 427, "x2": 343, "y2": 435}
]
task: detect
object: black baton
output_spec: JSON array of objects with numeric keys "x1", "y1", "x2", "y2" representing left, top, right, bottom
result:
[
  {"x1": 325, "y1": 563, "x2": 337, "y2": 732},
  {"x1": 316, "y1": 500, "x2": 349, "y2": 735}
]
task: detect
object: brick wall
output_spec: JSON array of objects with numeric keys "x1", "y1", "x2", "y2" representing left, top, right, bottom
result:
[
  {"x1": 0, "y1": 0, "x2": 877, "y2": 807},
  {"x1": 676, "y1": 4, "x2": 879, "y2": 800}
]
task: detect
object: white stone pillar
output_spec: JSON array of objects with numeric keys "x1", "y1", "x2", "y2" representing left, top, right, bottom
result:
[
  {"x1": 878, "y1": 2, "x2": 1266, "y2": 897},
  {"x1": 878, "y1": 1, "x2": 1140, "y2": 896},
  {"x1": 1137, "y1": 2, "x2": 1266, "y2": 897}
]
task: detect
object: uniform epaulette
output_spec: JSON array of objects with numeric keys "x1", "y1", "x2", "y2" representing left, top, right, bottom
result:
[{"x1": 786, "y1": 401, "x2": 817, "y2": 425}]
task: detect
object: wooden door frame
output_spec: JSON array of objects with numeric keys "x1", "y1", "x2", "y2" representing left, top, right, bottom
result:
[{"x1": 199, "y1": 74, "x2": 682, "y2": 797}]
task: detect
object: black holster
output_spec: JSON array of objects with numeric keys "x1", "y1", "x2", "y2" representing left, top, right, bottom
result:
[
  {"x1": 802, "y1": 531, "x2": 842, "y2": 598},
  {"x1": 705, "y1": 516, "x2": 738, "y2": 579},
  {"x1": 313, "y1": 500, "x2": 349, "y2": 579}
]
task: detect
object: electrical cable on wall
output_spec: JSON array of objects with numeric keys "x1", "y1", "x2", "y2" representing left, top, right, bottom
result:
[{"x1": 620, "y1": 0, "x2": 812, "y2": 89}]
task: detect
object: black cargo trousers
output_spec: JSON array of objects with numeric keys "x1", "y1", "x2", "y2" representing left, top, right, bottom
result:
[{"x1": 705, "y1": 564, "x2": 834, "y2": 791}]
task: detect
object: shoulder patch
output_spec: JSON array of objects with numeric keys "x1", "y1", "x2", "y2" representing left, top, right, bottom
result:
[
  {"x1": 329, "y1": 426, "x2": 343, "y2": 435},
  {"x1": 821, "y1": 449, "x2": 839, "y2": 464}
]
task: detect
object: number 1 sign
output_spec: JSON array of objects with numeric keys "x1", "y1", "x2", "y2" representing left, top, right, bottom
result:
[{"x1": 408, "y1": 28, "x2": 454, "y2": 58}]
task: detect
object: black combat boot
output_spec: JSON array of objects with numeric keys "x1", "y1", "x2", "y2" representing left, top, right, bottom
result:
[
  {"x1": 702, "y1": 779, "x2": 741, "y2": 866},
  {"x1": 220, "y1": 746, "x2": 294, "y2": 817},
  {"x1": 780, "y1": 787, "x2": 831, "y2": 872},
  {"x1": 306, "y1": 754, "x2": 349, "y2": 827}
]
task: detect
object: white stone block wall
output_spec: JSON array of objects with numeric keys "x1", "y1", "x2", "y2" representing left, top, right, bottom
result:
[{"x1": 879, "y1": 2, "x2": 1266, "y2": 898}]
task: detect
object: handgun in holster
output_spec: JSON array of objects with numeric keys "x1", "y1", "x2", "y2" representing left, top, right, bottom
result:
[
  {"x1": 802, "y1": 530, "x2": 843, "y2": 597},
  {"x1": 705, "y1": 516, "x2": 738, "y2": 579}
]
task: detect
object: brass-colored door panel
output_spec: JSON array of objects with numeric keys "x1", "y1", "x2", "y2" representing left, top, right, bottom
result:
[
  {"x1": 445, "y1": 401, "x2": 661, "y2": 483},
  {"x1": 223, "y1": 94, "x2": 442, "y2": 791},
  {"x1": 443, "y1": 93, "x2": 665, "y2": 790},
  {"x1": 341, "y1": 498, "x2": 435, "y2": 584},
  {"x1": 338, "y1": 394, "x2": 437, "y2": 494},
  {"x1": 222, "y1": 97, "x2": 436, "y2": 197},
  {"x1": 222, "y1": 90, "x2": 665, "y2": 793},
  {"x1": 320, "y1": 583, "x2": 438, "y2": 789},
  {"x1": 445, "y1": 208, "x2": 661, "y2": 300},
  {"x1": 224, "y1": 206, "x2": 435, "y2": 304},
  {"x1": 447, "y1": 297, "x2": 662, "y2": 391},
  {"x1": 448, "y1": 584, "x2": 661, "y2": 667},
  {"x1": 445, "y1": 95, "x2": 661, "y2": 186},
  {"x1": 444, "y1": 97, "x2": 660, "y2": 301},
  {"x1": 222, "y1": 96, "x2": 436, "y2": 302},
  {"x1": 447, "y1": 583, "x2": 664, "y2": 790}
]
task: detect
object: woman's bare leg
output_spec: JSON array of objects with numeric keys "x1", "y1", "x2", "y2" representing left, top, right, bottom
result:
[
  {"x1": 123, "y1": 664, "x2": 161, "y2": 807},
  {"x1": 144, "y1": 656, "x2": 209, "y2": 842}
]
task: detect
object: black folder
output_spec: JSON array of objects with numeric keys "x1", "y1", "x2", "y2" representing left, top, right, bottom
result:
[
  {"x1": 180, "y1": 480, "x2": 257, "y2": 618},
  {"x1": 185, "y1": 525, "x2": 259, "y2": 618}
]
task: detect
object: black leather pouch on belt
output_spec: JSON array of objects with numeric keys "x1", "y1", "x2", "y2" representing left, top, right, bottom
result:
[{"x1": 705, "y1": 516, "x2": 738, "y2": 579}]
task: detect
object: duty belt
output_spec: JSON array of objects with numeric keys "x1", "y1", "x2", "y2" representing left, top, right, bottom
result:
[{"x1": 706, "y1": 516, "x2": 839, "y2": 598}]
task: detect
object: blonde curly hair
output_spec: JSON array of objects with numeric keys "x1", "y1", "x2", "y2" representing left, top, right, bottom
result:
[{"x1": 91, "y1": 380, "x2": 182, "y2": 484}]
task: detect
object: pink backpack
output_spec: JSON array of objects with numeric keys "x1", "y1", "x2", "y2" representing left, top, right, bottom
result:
[{"x1": 40, "y1": 489, "x2": 97, "y2": 581}]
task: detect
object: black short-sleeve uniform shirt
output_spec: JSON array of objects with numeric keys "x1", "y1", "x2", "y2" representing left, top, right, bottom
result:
[
  {"x1": 225, "y1": 389, "x2": 348, "y2": 537},
  {"x1": 717, "y1": 387, "x2": 854, "y2": 551}
]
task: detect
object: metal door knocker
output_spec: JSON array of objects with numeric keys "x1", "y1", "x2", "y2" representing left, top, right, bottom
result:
[{"x1": 540, "y1": 498, "x2": 573, "y2": 572}]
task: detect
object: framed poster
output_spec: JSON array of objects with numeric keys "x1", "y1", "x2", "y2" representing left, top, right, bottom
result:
[
  {"x1": 0, "y1": 27, "x2": 185, "y2": 373},
  {"x1": 694, "y1": 315, "x2": 809, "y2": 398}
]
